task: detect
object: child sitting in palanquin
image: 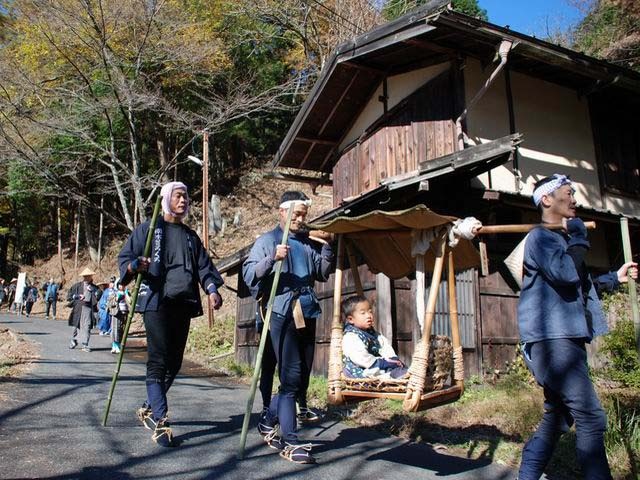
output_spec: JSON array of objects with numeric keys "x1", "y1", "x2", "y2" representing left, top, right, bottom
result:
[{"x1": 342, "y1": 295, "x2": 408, "y2": 379}]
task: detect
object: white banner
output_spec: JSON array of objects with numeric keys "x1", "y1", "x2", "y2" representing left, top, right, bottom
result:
[{"x1": 15, "y1": 272, "x2": 26, "y2": 304}]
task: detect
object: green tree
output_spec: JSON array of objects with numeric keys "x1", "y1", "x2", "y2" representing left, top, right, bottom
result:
[
  {"x1": 383, "y1": 0, "x2": 487, "y2": 21},
  {"x1": 572, "y1": 0, "x2": 640, "y2": 71}
]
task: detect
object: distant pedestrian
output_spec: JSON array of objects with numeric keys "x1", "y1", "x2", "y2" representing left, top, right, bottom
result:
[
  {"x1": 24, "y1": 282, "x2": 38, "y2": 317},
  {"x1": 67, "y1": 268, "x2": 99, "y2": 352},
  {"x1": 7, "y1": 279, "x2": 17, "y2": 312},
  {"x1": 109, "y1": 281, "x2": 129, "y2": 354},
  {"x1": 0, "y1": 278, "x2": 6, "y2": 310},
  {"x1": 44, "y1": 278, "x2": 59, "y2": 320},
  {"x1": 97, "y1": 278, "x2": 115, "y2": 335}
]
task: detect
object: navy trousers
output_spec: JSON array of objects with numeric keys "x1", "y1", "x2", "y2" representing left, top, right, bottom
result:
[
  {"x1": 143, "y1": 301, "x2": 191, "y2": 421},
  {"x1": 518, "y1": 338, "x2": 611, "y2": 480},
  {"x1": 260, "y1": 318, "x2": 316, "y2": 410},
  {"x1": 268, "y1": 312, "x2": 315, "y2": 443}
]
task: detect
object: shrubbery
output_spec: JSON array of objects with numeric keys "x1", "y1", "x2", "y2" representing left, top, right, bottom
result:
[{"x1": 600, "y1": 290, "x2": 640, "y2": 388}]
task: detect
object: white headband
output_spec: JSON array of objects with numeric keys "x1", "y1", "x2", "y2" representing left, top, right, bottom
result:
[
  {"x1": 532, "y1": 174, "x2": 574, "y2": 206},
  {"x1": 279, "y1": 199, "x2": 312, "y2": 210}
]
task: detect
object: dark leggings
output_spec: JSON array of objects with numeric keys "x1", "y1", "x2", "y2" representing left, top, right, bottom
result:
[
  {"x1": 519, "y1": 338, "x2": 611, "y2": 480},
  {"x1": 259, "y1": 318, "x2": 316, "y2": 409},
  {"x1": 143, "y1": 301, "x2": 191, "y2": 420}
]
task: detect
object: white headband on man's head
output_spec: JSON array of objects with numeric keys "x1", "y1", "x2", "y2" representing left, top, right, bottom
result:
[
  {"x1": 160, "y1": 181, "x2": 189, "y2": 218},
  {"x1": 279, "y1": 199, "x2": 312, "y2": 210},
  {"x1": 532, "y1": 174, "x2": 574, "y2": 206}
]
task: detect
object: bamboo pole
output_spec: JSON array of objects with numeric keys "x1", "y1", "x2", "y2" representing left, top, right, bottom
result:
[
  {"x1": 403, "y1": 232, "x2": 447, "y2": 412},
  {"x1": 620, "y1": 217, "x2": 640, "y2": 357},
  {"x1": 478, "y1": 221, "x2": 596, "y2": 235},
  {"x1": 327, "y1": 235, "x2": 345, "y2": 405},
  {"x1": 102, "y1": 195, "x2": 162, "y2": 427},
  {"x1": 237, "y1": 204, "x2": 294, "y2": 460},
  {"x1": 421, "y1": 233, "x2": 447, "y2": 344},
  {"x1": 346, "y1": 240, "x2": 364, "y2": 297},
  {"x1": 448, "y1": 249, "x2": 463, "y2": 389}
]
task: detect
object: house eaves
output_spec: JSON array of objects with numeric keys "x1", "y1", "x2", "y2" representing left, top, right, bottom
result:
[
  {"x1": 219, "y1": 133, "x2": 519, "y2": 274},
  {"x1": 272, "y1": 2, "x2": 640, "y2": 174},
  {"x1": 480, "y1": 188, "x2": 640, "y2": 224}
]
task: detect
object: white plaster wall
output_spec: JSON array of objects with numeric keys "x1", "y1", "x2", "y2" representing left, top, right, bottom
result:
[
  {"x1": 603, "y1": 193, "x2": 640, "y2": 217},
  {"x1": 465, "y1": 58, "x2": 604, "y2": 209},
  {"x1": 510, "y1": 70, "x2": 602, "y2": 208},
  {"x1": 339, "y1": 61, "x2": 451, "y2": 150},
  {"x1": 463, "y1": 58, "x2": 512, "y2": 190}
]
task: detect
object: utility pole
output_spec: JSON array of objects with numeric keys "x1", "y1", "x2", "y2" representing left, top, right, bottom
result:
[
  {"x1": 97, "y1": 196, "x2": 104, "y2": 270},
  {"x1": 74, "y1": 202, "x2": 81, "y2": 272},
  {"x1": 57, "y1": 200, "x2": 65, "y2": 278},
  {"x1": 202, "y1": 131, "x2": 214, "y2": 329},
  {"x1": 620, "y1": 217, "x2": 640, "y2": 357}
]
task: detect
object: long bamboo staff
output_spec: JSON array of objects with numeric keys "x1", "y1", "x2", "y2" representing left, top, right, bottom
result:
[
  {"x1": 237, "y1": 204, "x2": 295, "y2": 460},
  {"x1": 478, "y1": 221, "x2": 596, "y2": 235},
  {"x1": 620, "y1": 217, "x2": 640, "y2": 357},
  {"x1": 102, "y1": 195, "x2": 162, "y2": 427}
]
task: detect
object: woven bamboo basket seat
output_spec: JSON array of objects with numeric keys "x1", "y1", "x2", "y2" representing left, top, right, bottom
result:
[{"x1": 341, "y1": 335, "x2": 453, "y2": 394}]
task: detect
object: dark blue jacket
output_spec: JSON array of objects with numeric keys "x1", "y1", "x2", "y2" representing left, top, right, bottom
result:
[
  {"x1": 518, "y1": 227, "x2": 608, "y2": 343},
  {"x1": 242, "y1": 226, "x2": 333, "y2": 317},
  {"x1": 118, "y1": 218, "x2": 223, "y2": 317}
]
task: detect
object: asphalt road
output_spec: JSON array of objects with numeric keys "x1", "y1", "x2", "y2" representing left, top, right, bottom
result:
[{"x1": 0, "y1": 313, "x2": 518, "y2": 480}]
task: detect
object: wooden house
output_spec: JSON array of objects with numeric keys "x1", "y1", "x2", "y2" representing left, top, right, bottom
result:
[{"x1": 224, "y1": 0, "x2": 640, "y2": 377}]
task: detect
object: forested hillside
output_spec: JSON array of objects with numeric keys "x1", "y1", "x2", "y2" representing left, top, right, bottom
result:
[{"x1": 1, "y1": 0, "x2": 637, "y2": 278}]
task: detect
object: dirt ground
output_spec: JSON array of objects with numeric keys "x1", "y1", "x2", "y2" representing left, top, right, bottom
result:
[{"x1": 0, "y1": 328, "x2": 39, "y2": 380}]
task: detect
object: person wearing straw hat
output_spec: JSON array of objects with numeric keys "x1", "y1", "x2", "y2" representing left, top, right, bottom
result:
[
  {"x1": 118, "y1": 181, "x2": 223, "y2": 448},
  {"x1": 517, "y1": 174, "x2": 638, "y2": 480},
  {"x1": 242, "y1": 191, "x2": 334, "y2": 464},
  {"x1": 67, "y1": 267, "x2": 99, "y2": 352}
]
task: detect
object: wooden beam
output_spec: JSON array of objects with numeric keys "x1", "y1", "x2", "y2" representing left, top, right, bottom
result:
[
  {"x1": 405, "y1": 37, "x2": 459, "y2": 56},
  {"x1": 341, "y1": 60, "x2": 387, "y2": 75},
  {"x1": 417, "y1": 133, "x2": 523, "y2": 171},
  {"x1": 297, "y1": 136, "x2": 339, "y2": 146},
  {"x1": 266, "y1": 171, "x2": 332, "y2": 186}
]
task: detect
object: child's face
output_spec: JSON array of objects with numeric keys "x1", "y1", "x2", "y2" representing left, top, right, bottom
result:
[{"x1": 347, "y1": 300, "x2": 374, "y2": 330}]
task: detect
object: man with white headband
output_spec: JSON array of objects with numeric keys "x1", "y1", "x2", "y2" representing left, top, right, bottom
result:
[
  {"x1": 242, "y1": 191, "x2": 334, "y2": 464},
  {"x1": 118, "y1": 181, "x2": 224, "y2": 448},
  {"x1": 517, "y1": 174, "x2": 637, "y2": 480}
]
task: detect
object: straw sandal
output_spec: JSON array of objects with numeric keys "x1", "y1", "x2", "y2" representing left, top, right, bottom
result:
[
  {"x1": 152, "y1": 418, "x2": 175, "y2": 448},
  {"x1": 280, "y1": 443, "x2": 315, "y2": 464}
]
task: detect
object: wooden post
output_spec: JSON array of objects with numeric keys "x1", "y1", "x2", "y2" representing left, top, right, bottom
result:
[
  {"x1": 74, "y1": 202, "x2": 81, "y2": 271},
  {"x1": 403, "y1": 231, "x2": 447, "y2": 412},
  {"x1": 448, "y1": 249, "x2": 464, "y2": 388},
  {"x1": 327, "y1": 235, "x2": 345, "y2": 405},
  {"x1": 203, "y1": 131, "x2": 213, "y2": 329},
  {"x1": 620, "y1": 217, "x2": 640, "y2": 356},
  {"x1": 57, "y1": 201, "x2": 65, "y2": 277},
  {"x1": 421, "y1": 233, "x2": 447, "y2": 345},
  {"x1": 97, "y1": 196, "x2": 104, "y2": 270},
  {"x1": 346, "y1": 240, "x2": 364, "y2": 297}
]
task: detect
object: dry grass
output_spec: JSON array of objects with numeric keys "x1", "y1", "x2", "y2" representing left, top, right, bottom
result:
[
  {"x1": 0, "y1": 328, "x2": 39, "y2": 379},
  {"x1": 327, "y1": 375, "x2": 640, "y2": 479}
]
